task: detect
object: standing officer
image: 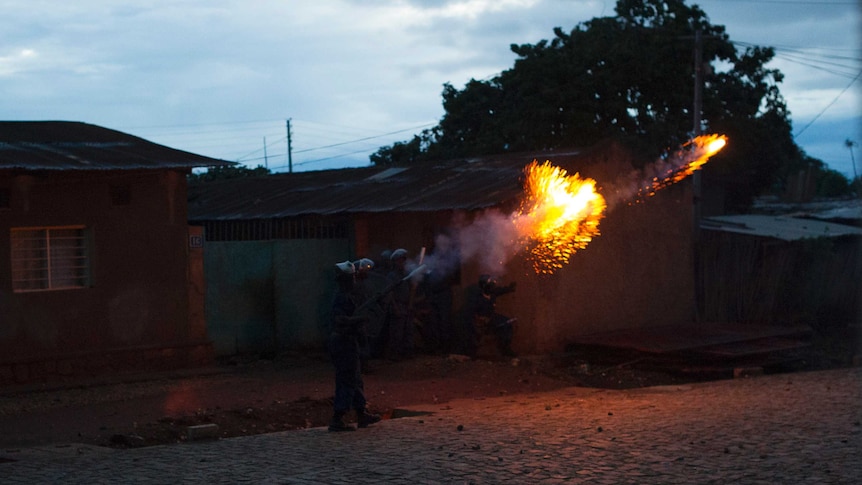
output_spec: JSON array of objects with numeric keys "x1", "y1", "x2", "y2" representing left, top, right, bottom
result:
[
  {"x1": 328, "y1": 260, "x2": 382, "y2": 432},
  {"x1": 385, "y1": 248, "x2": 415, "y2": 360},
  {"x1": 353, "y1": 257, "x2": 382, "y2": 371}
]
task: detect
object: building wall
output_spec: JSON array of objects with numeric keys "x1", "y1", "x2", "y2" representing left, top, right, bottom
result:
[
  {"x1": 0, "y1": 171, "x2": 210, "y2": 385},
  {"x1": 203, "y1": 238, "x2": 350, "y2": 355},
  {"x1": 195, "y1": 184, "x2": 696, "y2": 357},
  {"x1": 360, "y1": 211, "x2": 457, "y2": 266},
  {"x1": 198, "y1": 212, "x2": 453, "y2": 357},
  {"x1": 359, "y1": 184, "x2": 696, "y2": 355},
  {"x1": 699, "y1": 230, "x2": 862, "y2": 326},
  {"x1": 513, "y1": 182, "x2": 696, "y2": 353}
]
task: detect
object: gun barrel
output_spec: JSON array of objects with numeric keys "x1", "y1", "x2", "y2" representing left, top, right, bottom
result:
[{"x1": 355, "y1": 264, "x2": 426, "y2": 313}]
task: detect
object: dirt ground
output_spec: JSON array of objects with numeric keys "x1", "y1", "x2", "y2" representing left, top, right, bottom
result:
[
  {"x1": 0, "y1": 338, "x2": 851, "y2": 450},
  {"x1": 0, "y1": 350, "x2": 705, "y2": 450}
]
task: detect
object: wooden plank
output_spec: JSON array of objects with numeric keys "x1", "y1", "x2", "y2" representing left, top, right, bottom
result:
[
  {"x1": 693, "y1": 337, "x2": 812, "y2": 358},
  {"x1": 568, "y1": 323, "x2": 812, "y2": 354}
]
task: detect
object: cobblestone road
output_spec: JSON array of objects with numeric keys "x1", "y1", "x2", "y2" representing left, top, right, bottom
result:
[{"x1": 2, "y1": 367, "x2": 860, "y2": 484}]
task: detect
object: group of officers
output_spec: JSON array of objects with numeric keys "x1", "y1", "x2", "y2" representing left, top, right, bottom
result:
[
  {"x1": 326, "y1": 247, "x2": 517, "y2": 432},
  {"x1": 349, "y1": 247, "x2": 517, "y2": 361}
]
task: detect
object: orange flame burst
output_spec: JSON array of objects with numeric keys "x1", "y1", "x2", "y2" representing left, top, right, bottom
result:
[
  {"x1": 513, "y1": 161, "x2": 607, "y2": 275},
  {"x1": 513, "y1": 134, "x2": 727, "y2": 275}
]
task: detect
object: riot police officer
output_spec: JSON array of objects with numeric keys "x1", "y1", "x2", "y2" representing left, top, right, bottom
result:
[
  {"x1": 328, "y1": 260, "x2": 381, "y2": 432},
  {"x1": 458, "y1": 274, "x2": 517, "y2": 358}
]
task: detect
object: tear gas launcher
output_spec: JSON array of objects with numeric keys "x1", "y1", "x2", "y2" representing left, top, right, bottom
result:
[{"x1": 355, "y1": 263, "x2": 426, "y2": 313}]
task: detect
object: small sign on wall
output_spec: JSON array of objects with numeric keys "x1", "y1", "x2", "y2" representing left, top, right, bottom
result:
[{"x1": 189, "y1": 234, "x2": 203, "y2": 248}]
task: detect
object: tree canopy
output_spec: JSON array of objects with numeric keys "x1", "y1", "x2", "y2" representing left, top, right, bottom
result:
[
  {"x1": 187, "y1": 164, "x2": 270, "y2": 184},
  {"x1": 371, "y1": 0, "x2": 842, "y2": 211}
]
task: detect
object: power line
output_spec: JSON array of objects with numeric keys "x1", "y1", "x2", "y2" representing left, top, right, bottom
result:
[
  {"x1": 775, "y1": 52, "x2": 860, "y2": 78},
  {"x1": 731, "y1": 41, "x2": 861, "y2": 79},
  {"x1": 292, "y1": 123, "x2": 436, "y2": 154},
  {"x1": 795, "y1": 69, "x2": 862, "y2": 139},
  {"x1": 122, "y1": 115, "x2": 436, "y2": 167},
  {"x1": 281, "y1": 147, "x2": 375, "y2": 170},
  {"x1": 727, "y1": 39, "x2": 862, "y2": 142},
  {"x1": 233, "y1": 121, "x2": 436, "y2": 168},
  {"x1": 234, "y1": 136, "x2": 287, "y2": 162},
  {"x1": 123, "y1": 18, "x2": 858, "y2": 170},
  {"x1": 120, "y1": 118, "x2": 288, "y2": 132}
]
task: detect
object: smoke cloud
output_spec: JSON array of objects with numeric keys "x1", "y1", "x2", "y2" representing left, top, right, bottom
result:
[
  {"x1": 406, "y1": 211, "x2": 523, "y2": 281},
  {"x1": 454, "y1": 209, "x2": 522, "y2": 276},
  {"x1": 603, "y1": 135, "x2": 725, "y2": 211},
  {"x1": 415, "y1": 135, "x2": 725, "y2": 280}
]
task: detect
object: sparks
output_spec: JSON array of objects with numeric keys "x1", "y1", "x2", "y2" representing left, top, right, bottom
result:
[
  {"x1": 513, "y1": 134, "x2": 727, "y2": 275},
  {"x1": 639, "y1": 134, "x2": 728, "y2": 198},
  {"x1": 513, "y1": 161, "x2": 606, "y2": 275}
]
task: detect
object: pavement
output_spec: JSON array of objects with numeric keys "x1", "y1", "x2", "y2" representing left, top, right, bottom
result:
[{"x1": 2, "y1": 366, "x2": 860, "y2": 484}]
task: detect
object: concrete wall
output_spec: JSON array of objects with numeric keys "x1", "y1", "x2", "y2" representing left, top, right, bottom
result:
[
  {"x1": 355, "y1": 186, "x2": 696, "y2": 355},
  {"x1": 198, "y1": 176, "x2": 696, "y2": 357},
  {"x1": 511, "y1": 182, "x2": 696, "y2": 353}
]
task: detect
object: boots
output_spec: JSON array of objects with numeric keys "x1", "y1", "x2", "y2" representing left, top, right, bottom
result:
[
  {"x1": 329, "y1": 410, "x2": 380, "y2": 431},
  {"x1": 357, "y1": 410, "x2": 381, "y2": 428},
  {"x1": 328, "y1": 412, "x2": 356, "y2": 432}
]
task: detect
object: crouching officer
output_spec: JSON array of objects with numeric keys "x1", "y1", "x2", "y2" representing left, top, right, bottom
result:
[
  {"x1": 328, "y1": 260, "x2": 382, "y2": 432},
  {"x1": 460, "y1": 274, "x2": 518, "y2": 358}
]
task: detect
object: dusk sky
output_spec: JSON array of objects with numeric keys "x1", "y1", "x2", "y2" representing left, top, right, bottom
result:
[{"x1": 2, "y1": 0, "x2": 860, "y2": 178}]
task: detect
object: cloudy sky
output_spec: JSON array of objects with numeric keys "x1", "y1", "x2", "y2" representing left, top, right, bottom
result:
[{"x1": 2, "y1": 0, "x2": 860, "y2": 178}]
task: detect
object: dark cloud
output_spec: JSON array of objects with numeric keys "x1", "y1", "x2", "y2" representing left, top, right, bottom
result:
[{"x1": 0, "y1": 0, "x2": 857, "y2": 176}]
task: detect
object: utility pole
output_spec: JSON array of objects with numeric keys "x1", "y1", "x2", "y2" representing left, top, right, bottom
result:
[
  {"x1": 692, "y1": 29, "x2": 703, "y2": 238},
  {"x1": 847, "y1": 139, "x2": 860, "y2": 198},
  {"x1": 846, "y1": 138, "x2": 858, "y2": 181},
  {"x1": 263, "y1": 136, "x2": 268, "y2": 169},
  {"x1": 692, "y1": 29, "x2": 705, "y2": 324},
  {"x1": 286, "y1": 119, "x2": 293, "y2": 173}
]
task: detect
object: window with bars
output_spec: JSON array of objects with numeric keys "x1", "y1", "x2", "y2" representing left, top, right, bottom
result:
[{"x1": 10, "y1": 226, "x2": 91, "y2": 292}]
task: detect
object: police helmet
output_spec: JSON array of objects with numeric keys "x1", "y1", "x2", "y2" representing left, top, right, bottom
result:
[
  {"x1": 479, "y1": 274, "x2": 497, "y2": 292},
  {"x1": 335, "y1": 260, "x2": 355, "y2": 275},
  {"x1": 355, "y1": 258, "x2": 375, "y2": 272}
]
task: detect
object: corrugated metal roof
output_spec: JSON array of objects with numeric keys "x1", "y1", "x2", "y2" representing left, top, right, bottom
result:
[
  {"x1": 701, "y1": 214, "x2": 862, "y2": 241},
  {"x1": 0, "y1": 121, "x2": 233, "y2": 171},
  {"x1": 802, "y1": 202, "x2": 862, "y2": 223},
  {"x1": 751, "y1": 197, "x2": 862, "y2": 223},
  {"x1": 188, "y1": 149, "x2": 594, "y2": 220}
]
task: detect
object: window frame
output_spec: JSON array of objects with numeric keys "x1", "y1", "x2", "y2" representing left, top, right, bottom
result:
[{"x1": 10, "y1": 225, "x2": 92, "y2": 293}]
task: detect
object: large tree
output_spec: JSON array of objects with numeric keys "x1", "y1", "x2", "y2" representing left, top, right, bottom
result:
[
  {"x1": 187, "y1": 164, "x2": 270, "y2": 184},
  {"x1": 371, "y1": 0, "x2": 824, "y2": 210}
]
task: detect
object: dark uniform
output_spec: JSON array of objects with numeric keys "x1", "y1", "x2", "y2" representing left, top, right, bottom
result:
[
  {"x1": 417, "y1": 265, "x2": 455, "y2": 353},
  {"x1": 458, "y1": 275, "x2": 517, "y2": 358},
  {"x1": 352, "y1": 258, "x2": 381, "y2": 367},
  {"x1": 385, "y1": 249, "x2": 414, "y2": 360},
  {"x1": 367, "y1": 251, "x2": 394, "y2": 358},
  {"x1": 328, "y1": 260, "x2": 381, "y2": 432}
]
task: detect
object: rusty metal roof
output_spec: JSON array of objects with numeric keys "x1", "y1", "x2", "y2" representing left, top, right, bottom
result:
[
  {"x1": 188, "y1": 149, "x2": 597, "y2": 220},
  {"x1": 701, "y1": 214, "x2": 862, "y2": 241},
  {"x1": 0, "y1": 121, "x2": 233, "y2": 171}
]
